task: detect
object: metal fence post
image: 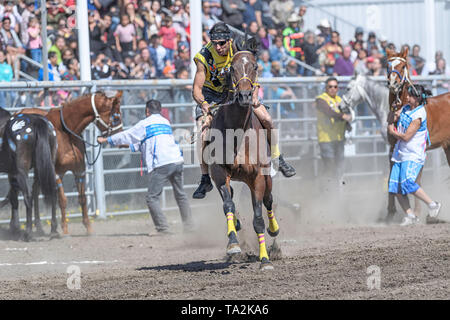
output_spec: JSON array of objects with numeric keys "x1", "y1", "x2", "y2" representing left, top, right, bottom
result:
[{"x1": 94, "y1": 127, "x2": 107, "y2": 219}]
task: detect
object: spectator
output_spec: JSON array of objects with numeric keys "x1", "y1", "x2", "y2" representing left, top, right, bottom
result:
[
  {"x1": 368, "y1": 57, "x2": 385, "y2": 76},
  {"x1": 0, "y1": 1, "x2": 20, "y2": 34},
  {"x1": 316, "y1": 19, "x2": 332, "y2": 44},
  {"x1": 0, "y1": 16, "x2": 26, "y2": 68},
  {"x1": 91, "y1": 53, "x2": 113, "y2": 80},
  {"x1": 62, "y1": 58, "x2": 80, "y2": 84},
  {"x1": 315, "y1": 77, "x2": 352, "y2": 188},
  {"x1": 38, "y1": 51, "x2": 61, "y2": 81},
  {"x1": 202, "y1": 1, "x2": 215, "y2": 36},
  {"x1": 220, "y1": 0, "x2": 245, "y2": 30},
  {"x1": 174, "y1": 44, "x2": 190, "y2": 77},
  {"x1": 171, "y1": 0, "x2": 189, "y2": 42},
  {"x1": 350, "y1": 40, "x2": 363, "y2": 63},
  {"x1": 47, "y1": 0, "x2": 69, "y2": 31},
  {"x1": 19, "y1": 0, "x2": 37, "y2": 48},
  {"x1": 89, "y1": 10, "x2": 107, "y2": 56},
  {"x1": 27, "y1": 16, "x2": 42, "y2": 64},
  {"x1": 208, "y1": 0, "x2": 223, "y2": 18},
  {"x1": 285, "y1": 60, "x2": 299, "y2": 77},
  {"x1": 257, "y1": 49, "x2": 272, "y2": 78},
  {"x1": 302, "y1": 31, "x2": 320, "y2": 76},
  {"x1": 429, "y1": 57, "x2": 450, "y2": 94},
  {"x1": 269, "y1": 0, "x2": 294, "y2": 29},
  {"x1": 414, "y1": 56, "x2": 427, "y2": 76},
  {"x1": 125, "y1": 2, "x2": 145, "y2": 40},
  {"x1": 247, "y1": 21, "x2": 259, "y2": 38},
  {"x1": 282, "y1": 13, "x2": 304, "y2": 61},
  {"x1": 101, "y1": 13, "x2": 121, "y2": 62},
  {"x1": 269, "y1": 35, "x2": 288, "y2": 66},
  {"x1": 242, "y1": 0, "x2": 263, "y2": 29},
  {"x1": 48, "y1": 36, "x2": 66, "y2": 66},
  {"x1": 114, "y1": 13, "x2": 137, "y2": 61},
  {"x1": 257, "y1": 26, "x2": 270, "y2": 51},
  {"x1": 333, "y1": 45, "x2": 354, "y2": 76},
  {"x1": 270, "y1": 60, "x2": 282, "y2": 77},
  {"x1": 0, "y1": 50, "x2": 14, "y2": 107},
  {"x1": 98, "y1": 99, "x2": 195, "y2": 235},
  {"x1": 353, "y1": 49, "x2": 369, "y2": 75},
  {"x1": 378, "y1": 34, "x2": 388, "y2": 57},
  {"x1": 298, "y1": 5, "x2": 307, "y2": 31},
  {"x1": 260, "y1": 0, "x2": 275, "y2": 29},
  {"x1": 349, "y1": 27, "x2": 365, "y2": 51},
  {"x1": 366, "y1": 31, "x2": 378, "y2": 54},
  {"x1": 149, "y1": 34, "x2": 167, "y2": 77},
  {"x1": 158, "y1": 16, "x2": 177, "y2": 62},
  {"x1": 318, "y1": 30, "x2": 342, "y2": 75}
]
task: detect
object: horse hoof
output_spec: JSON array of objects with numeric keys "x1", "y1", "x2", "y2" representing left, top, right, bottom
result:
[
  {"x1": 35, "y1": 228, "x2": 46, "y2": 237},
  {"x1": 23, "y1": 232, "x2": 33, "y2": 242},
  {"x1": 259, "y1": 258, "x2": 274, "y2": 271},
  {"x1": 226, "y1": 244, "x2": 242, "y2": 255},
  {"x1": 50, "y1": 232, "x2": 61, "y2": 240},
  {"x1": 267, "y1": 227, "x2": 279, "y2": 237}
]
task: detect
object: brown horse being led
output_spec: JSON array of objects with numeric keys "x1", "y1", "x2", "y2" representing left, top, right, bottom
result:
[
  {"x1": 386, "y1": 48, "x2": 450, "y2": 220},
  {"x1": 19, "y1": 91, "x2": 123, "y2": 234},
  {"x1": 205, "y1": 50, "x2": 279, "y2": 270}
]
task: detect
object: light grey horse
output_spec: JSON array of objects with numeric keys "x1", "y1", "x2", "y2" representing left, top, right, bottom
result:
[{"x1": 341, "y1": 74, "x2": 390, "y2": 142}]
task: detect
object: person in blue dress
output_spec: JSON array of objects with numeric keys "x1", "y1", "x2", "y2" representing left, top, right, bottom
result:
[{"x1": 387, "y1": 85, "x2": 441, "y2": 226}]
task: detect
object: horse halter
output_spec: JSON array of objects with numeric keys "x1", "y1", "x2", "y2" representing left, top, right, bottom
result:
[
  {"x1": 91, "y1": 93, "x2": 123, "y2": 136},
  {"x1": 386, "y1": 56, "x2": 417, "y2": 110},
  {"x1": 230, "y1": 51, "x2": 259, "y2": 95}
]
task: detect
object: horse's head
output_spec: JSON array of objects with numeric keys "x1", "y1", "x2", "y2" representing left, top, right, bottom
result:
[
  {"x1": 93, "y1": 90, "x2": 124, "y2": 137},
  {"x1": 342, "y1": 75, "x2": 366, "y2": 108},
  {"x1": 230, "y1": 51, "x2": 258, "y2": 107},
  {"x1": 386, "y1": 47, "x2": 410, "y2": 109}
]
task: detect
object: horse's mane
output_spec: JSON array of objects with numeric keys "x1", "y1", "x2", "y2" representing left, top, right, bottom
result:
[
  {"x1": 233, "y1": 32, "x2": 260, "y2": 56},
  {"x1": 60, "y1": 91, "x2": 106, "y2": 109}
]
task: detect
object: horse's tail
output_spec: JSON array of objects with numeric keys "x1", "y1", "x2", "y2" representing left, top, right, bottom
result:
[{"x1": 33, "y1": 118, "x2": 57, "y2": 206}]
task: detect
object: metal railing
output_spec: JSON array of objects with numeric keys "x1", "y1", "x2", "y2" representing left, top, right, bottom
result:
[{"x1": 0, "y1": 75, "x2": 449, "y2": 224}]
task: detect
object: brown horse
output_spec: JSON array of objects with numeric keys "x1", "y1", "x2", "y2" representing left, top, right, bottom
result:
[
  {"x1": 386, "y1": 48, "x2": 450, "y2": 220},
  {"x1": 205, "y1": 50, "x2": 279, "y2": 270},
  {"x1": 19, "y1": 91, "x2": 124, "y2": 234}
]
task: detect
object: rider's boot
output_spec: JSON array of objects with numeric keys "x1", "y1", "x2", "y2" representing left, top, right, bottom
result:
[
  {"x1": 193, "y1": 174, "x2": 214, "y2": 199},
  {"x1": 270, "y1": 144, "x2": 296, "y2": 178}
]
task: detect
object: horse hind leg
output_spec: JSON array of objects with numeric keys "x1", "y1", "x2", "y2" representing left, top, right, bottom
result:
[
  {"x1": 75, "y1": 174, "x2": 93, "y2": 235},
  {"x1": 32, "y1": 179, "x2": 45, "y2": 236},
  {"x1": 57, "y1": 176, "x2": 69, "y2": 234},
  {"x1": 263, "y1": 192, "x2": 279, "y2": 237}
]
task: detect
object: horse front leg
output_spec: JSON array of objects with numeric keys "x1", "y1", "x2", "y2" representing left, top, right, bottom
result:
[
  {"x1": 75, "y1": 174, "x2": 92, "y2": 235},
  {"x1": 32, "y1": 179, "x2": 45, "y2": 236},
  {"x1": 213, "y1": 169, "x2": 241, "y2": 255},
  {"x1": 250, "y1": 176, "x2": 273, "y2": 270}
]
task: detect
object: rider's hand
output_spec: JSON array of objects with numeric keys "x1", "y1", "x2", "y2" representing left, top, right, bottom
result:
[{"x1": 201, "y1": 101, "x2": 210, "y2": 115}]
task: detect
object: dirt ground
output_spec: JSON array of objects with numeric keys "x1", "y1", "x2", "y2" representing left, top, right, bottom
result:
[{"x1": 0, "y1": 181, "x2": 449, "y2": 300}]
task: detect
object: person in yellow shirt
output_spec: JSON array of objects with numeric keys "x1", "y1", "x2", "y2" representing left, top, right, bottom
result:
[
  {"x1": 191, "y1": 22, "x2": 295, "y2": 199},
  {"x1": 315, "y1": 77, "x2": 352, "y2": 185}
]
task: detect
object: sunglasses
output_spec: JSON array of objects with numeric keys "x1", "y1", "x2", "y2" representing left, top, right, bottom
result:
[
  {"x1": 327, "y1": 85, "x2": 338, "y2": 89},
  {"x1": 212, "y1": 40, "x2": 227, "y2": 47}
]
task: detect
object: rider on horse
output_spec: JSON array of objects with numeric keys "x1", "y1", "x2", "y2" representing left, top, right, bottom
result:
[{"x1": 191, "y1": 22, "x2": 296, "y2": 199}]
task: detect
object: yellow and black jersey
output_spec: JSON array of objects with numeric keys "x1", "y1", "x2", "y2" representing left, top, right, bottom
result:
[{"x1": 194, "y1": 40, "x2": 234, "y2": 93}]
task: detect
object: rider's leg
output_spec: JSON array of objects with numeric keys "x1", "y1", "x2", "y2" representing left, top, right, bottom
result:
[
  {"x1": 252, "y1": 104, "x2": 296, "y2": 177},
  {"x1": 193, "y1": 112, "x2": 213, "y2": 199}
]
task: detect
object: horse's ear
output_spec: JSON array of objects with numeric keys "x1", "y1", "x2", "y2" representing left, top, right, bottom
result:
[
  {"x1": 115, "y1": 90, "x2": 123, "y2": 100},
  {"x1": 386, "y1": 48, "x2": 393, "y2": 57},
  {"x1": 401, "y1": 46, "x2": 409, "y2": 58}
]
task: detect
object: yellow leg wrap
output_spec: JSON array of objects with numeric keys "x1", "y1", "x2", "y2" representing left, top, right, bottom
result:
[
  {"x1": 271, "y1": 144, "x2": 281, "y2": 159},
  {"x1": 226, "y1": 212, "x2": 237, "y2": 236},
  {"x1": 267, "y1": 210, "x2": 279, "y2": 234},
  {"x1": 257, "y1": 233, "x2": 269, "y2": 261}
]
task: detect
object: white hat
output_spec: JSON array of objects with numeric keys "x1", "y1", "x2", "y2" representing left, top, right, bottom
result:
[
  {"x1": 318, "y1": 19, "x2": 331, "y2": 29},
  {"x1": 287, "y1": 13, "x2": 301, "y2": 23},
  {"x1": 378, "y1": 34, "x2": 387, "y2": 42}
]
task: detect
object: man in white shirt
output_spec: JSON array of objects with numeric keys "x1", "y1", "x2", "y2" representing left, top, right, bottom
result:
[{"x1": 98, "y1": 99, "x2": 194, "y2": 234}]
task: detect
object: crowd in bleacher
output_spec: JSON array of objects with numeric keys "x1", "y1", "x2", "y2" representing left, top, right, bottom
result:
[{"x1": 0, "y1": 0, "x2": 448, "y2": 85}]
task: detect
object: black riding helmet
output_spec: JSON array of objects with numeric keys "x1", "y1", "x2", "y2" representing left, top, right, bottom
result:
[
  {"x1": 408, "y1": 85, "x2": 432, "y2": 105},
  {"x1": 209, "y1": 22, "x2": 231, "y2": 41}
]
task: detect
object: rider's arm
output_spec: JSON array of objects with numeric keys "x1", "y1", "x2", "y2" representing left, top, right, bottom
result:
[
  {"x1": 192, "y1": 61, "x2": 207, "y2": 105},
  {"x1": 388, "y1": 118, "x2": 421, "y2": 142}
]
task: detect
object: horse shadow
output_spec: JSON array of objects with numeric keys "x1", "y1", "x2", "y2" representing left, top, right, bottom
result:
[{"x1": 136, "y1": 260, "x2": 235, "y2": 273}]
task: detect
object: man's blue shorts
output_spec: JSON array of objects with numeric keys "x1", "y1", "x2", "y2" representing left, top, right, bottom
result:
[{"x1": 388, "y1": 161, "x2": 423, "y2": 195}]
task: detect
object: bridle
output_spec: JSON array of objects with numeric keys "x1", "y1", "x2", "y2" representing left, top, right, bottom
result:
[
  {"x1": 229, "y1": 51, "x2": 259, "y2": 97},
  {"x1": 90, "y1": 93, "x2": 123, "y2": 136},
  {"x1": 386, "y1": 56, "x2": 417, "y2": 110}
]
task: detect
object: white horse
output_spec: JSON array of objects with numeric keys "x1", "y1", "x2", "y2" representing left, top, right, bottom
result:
[{"x1": 341, "y1": 74, "x2": 390, "y2": 142}]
